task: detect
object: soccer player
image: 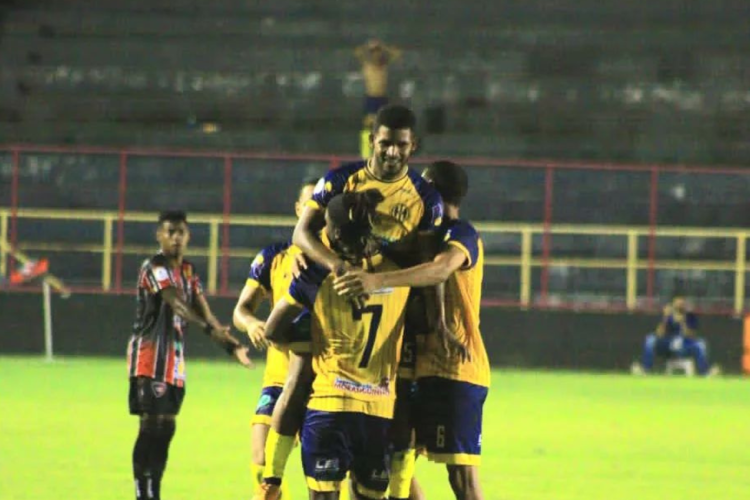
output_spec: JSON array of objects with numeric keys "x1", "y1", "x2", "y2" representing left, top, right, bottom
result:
[
  {"x1": 294, "y1": 103, "x2": 443, "y2": 273},
  {"x1": 265, "y1": 190, "x2": 411, "y2": 499},
  {"x1": 233, "y1": 179, "x2": 317, "y2": 497},
  {"x1": 632, "y1": 296, "x2": 719, "y2": 376},
  {"x1": 127, "y1": 210, "x2": 251, "y2": 500},
  {"x1": 334, "y1": 161, "x2": 490, "y2": 500}
]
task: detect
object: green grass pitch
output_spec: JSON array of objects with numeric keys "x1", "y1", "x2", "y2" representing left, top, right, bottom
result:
[{"x1": 1, "y1": 356, "x2": 749, "y2": 500}]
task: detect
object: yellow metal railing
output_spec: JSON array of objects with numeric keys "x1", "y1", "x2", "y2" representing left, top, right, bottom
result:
[{"x1": 1, "y1": 208, "x2": 747, "y2": 313}]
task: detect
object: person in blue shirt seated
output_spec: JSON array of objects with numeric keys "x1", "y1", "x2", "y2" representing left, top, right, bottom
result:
[{"x1": 632, "y1": 296, "x2": 719, "y2": 376}]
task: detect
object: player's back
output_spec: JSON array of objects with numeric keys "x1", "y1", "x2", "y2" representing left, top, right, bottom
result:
[
  {"x1": 286, "y1": 255, "x2": 410, "y2": 419},
  {"x1": 417, "y1": 218, "x2": 490, "y2": 387}
]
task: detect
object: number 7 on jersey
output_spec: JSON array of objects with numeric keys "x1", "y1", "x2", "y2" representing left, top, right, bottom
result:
[{"x1": 351, "y1": 305, "x2": 383, "y2": 368}]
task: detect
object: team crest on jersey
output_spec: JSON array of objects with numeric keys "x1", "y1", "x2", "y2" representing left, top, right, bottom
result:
[
  {"x1": 153, "y1": 267, "x2": 169, "y2": 282},
  {"x1": 151, "y1": 381, "x2": 167, "y2": 398},
  {"x1": 390, "y1": 203, "x2": 410, "y2": 222}
]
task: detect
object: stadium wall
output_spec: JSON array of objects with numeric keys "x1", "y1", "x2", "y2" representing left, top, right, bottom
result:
[{"x1": 1, "y1": 292, "x2": 742, "y2": 374}]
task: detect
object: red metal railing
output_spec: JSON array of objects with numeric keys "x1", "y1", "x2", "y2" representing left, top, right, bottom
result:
[{"x1": 3, "y1": 143, "x2": 750, "y2": 306}]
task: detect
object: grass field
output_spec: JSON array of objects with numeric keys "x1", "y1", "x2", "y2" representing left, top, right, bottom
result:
[{"x1": 1, "y1": 356, "x2": 749, "y2": 500}]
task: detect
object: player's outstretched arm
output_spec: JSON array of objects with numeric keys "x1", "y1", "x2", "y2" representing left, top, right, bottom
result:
[
  {"x1": 161, "y1": 288, "x2": 251, "y2": 367},
  {"x1": 292, "y1": 206, "x2": 345, "y2": 273},
  {"x1": 233, "y1": 281, "x2": 269, "y2": 350},
  {"x1": 333, "y1": 245, "x2": 467, "y2": 296}
]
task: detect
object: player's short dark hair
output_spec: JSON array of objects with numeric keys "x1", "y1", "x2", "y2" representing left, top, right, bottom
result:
[
  {"x1": 373, "y1": 104, "x2": 417, "y2": 133},
  {"x1": 158, "y1": 210, "x2": 188, "y2": 225},
  {"x1": 327, "y1": 189, "x2": 384, "y2": 243},
  {"x1": 424, "y1": 160, "x2": 468, "y2": 206}
]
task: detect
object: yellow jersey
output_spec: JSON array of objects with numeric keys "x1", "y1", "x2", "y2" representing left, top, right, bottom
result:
[
  {"x1": 246, "y1": 242, "x2": 302, "y2": 388},
  {"x1": 308, "y1": 160, "x2": 443, "y2": 245},
  {"x1": 284, "y1": 255, "x2": 410, "y2": 419},
  {"x1": 416, "y1": 219, "x2": 490, "y2": 388}
]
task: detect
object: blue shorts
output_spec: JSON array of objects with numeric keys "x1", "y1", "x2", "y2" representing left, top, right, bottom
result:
[
  {"x1": 301, "y1": 410, "x2": 391, "y2": 497},
  {"x1": 364, "y1": 95, "x2": 388, "y2": 116},
  {"x1": 415, "y1": 377, "x2": 488, "y2": 466},
  {"x1": 251, "y1": 386, "x2": 282, "y2": 426}
]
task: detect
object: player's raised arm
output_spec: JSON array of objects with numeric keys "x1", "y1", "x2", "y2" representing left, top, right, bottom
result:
[{"x1": 293, "y1": 205, "x2": 345, "y2": 273}]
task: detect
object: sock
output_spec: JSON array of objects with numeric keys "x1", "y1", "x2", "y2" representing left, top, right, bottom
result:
[
  {"x1": 133, "y1": 423, "x2": 155, "y2": 499},
  {"x1": 388, "y1": 449, "x2": 416, "y2": 500},
  {"x1": 339, "y1": 472, "x2": 351, "y2": 500},
  {"x1": 262, "y1": 429, "x2": 296, "y2": 484},
  {"x1": 148, "y1": 419, "x2": 176, "y2": 500}
]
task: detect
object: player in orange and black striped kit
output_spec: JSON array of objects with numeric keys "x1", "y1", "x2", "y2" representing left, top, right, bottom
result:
[{"x1": 127, "y1": 210, "x2": 252, "y2": 500}]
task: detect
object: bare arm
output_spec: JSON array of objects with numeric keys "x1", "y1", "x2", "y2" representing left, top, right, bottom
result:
[
  {"x1": 162, "y1": 287, "x2": 213, "y2": 329},
  {"x1": 163, "y1": 287, "x2": 250, "y2": 366},
  {"x1": 292, "y1": 206, "x2": 344, "y2": 272},
  {"x1": 233, "y1": 281, "x2": 269, "y2": 349},
  {"x1": 263, "y1": 298, "x2": 305, "y2": 345},
  {"x1": 333, "y1": 246, "x2": 467, "y2": 295}
]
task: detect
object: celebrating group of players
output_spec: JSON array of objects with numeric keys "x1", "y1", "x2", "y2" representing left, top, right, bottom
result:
[{"x1": 126, "y1": 104, "x2": 489, "y2": 500}]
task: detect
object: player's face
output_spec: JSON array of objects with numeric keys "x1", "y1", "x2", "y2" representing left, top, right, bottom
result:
[
  {"x1": 370, "y1": 126, "x2": 416, "y2": 180},
  {"x1": 157, "y1": 221, "x2": 190, "y2": 258},
  {"x1": 295, "y1": 184, "x2": 316, "y2": 219}
]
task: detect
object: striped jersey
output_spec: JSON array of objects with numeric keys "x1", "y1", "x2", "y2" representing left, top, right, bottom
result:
[{"x1": 127, "y1": 253, "x2": 203, "y2": 387}]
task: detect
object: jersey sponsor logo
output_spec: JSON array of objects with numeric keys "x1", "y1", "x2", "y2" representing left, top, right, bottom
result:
[
  {"x1": 151, "y1": 381, "x2": 168, "y2": 398},
  {"x1": 333, "y1": 377, "x2": 390, "y2": 396},
  {"x1": 314, "y1": 457, "x2": 340, "y2": 473},
  {"x1": 390, "y1": 203, "x2": 411, "y2": 223},
  {"x1": 153, "y1": 267, "x2": 169, "y2": 282},
  {"x1": 369, "y1": 287, "x2": 394, "y2": 295}
]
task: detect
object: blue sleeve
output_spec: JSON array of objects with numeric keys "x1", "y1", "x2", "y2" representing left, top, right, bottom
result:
[
  {"x1": 248, "y1": 243, "x2": 289, "y2": 291},
  {"x1": 310, "y1": 161, "x2": 365, "y2": 210},
  {"x1": 443, "y1": 221, "x2": 480, "y2": 269},
  {"x1": 287, "y1": 263, "x2": 331, "y2": 310},
  {"x1": 409, "y1": 171, "x2": 444, "y2": 231}
]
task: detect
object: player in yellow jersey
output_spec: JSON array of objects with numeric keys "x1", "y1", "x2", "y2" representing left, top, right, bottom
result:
[
  {"x1": 294, "y1": 103, "x2": 443, "y2": 272},
  {"x1": 233, "y1": 179, "x2": 317, "y2": 499},
  {"x1": 263, "y1": 191, "x2": 411, "y2": 500},
  {"x1": 334, "y1": 161, "x2": 489, "y2": 500}
]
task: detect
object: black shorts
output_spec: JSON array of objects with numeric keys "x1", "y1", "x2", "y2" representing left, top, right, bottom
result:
[{"x1": 128, "y1": 376, "x2": 185, "y2": 416}]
